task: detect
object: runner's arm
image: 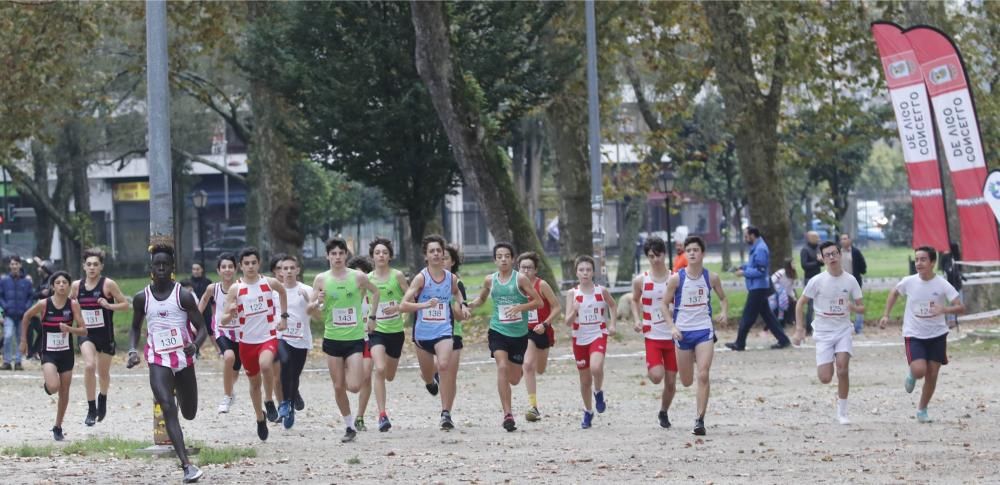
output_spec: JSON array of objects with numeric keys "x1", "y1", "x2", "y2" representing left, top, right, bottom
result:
[
  {"x1": 563, "y1": 290, "x2": 577, "y2": 327},
  {"x1": 399, "y1": 273, "x2": 432, "y2": 313},
  {"x1": 197, "y1": 283, "x2": 215, "y2": 314},
  {"x1": 19, "y1": 301, "x2": 46, "y2": 350},
  {"x1": 938, "y1": 296, "x2": 965, "y2": 316},
  {"x1": 793, "y1": 293, "x2": 811, "y2": 343},
  {"x1": 68, "y1": 300, "x2": 88, "y2": 337},
  {"x1": 878, "y1": 288, "x2": 900, "y2": 329},
  {"x1": 102, "y1": 279, "x2": 131, "y2": 312},
  {"x1": 630, "y1": 276, "x2": 644, "y2": 326},
  {"x1": 662, "y1": 274, "x2": 680, "y2": 336},
  {"x1": 220, "y1": 283, "x2": 239, "y2": 327},
  {"x1": 539, "y1": 280, "x2": 561, "y2": 326},
  {"x1": 180, "y1": 288, "x2": 209, "y2": 353},
  {"x1": 710, "y1": 273, "x2": 729, "y2": 325},
  {"x1": 467, "y1": 275, "x2": 492, "y2": 309},
  {"x1": 517, "y1": 274, "x2": 543, "y2": 313},
  {"x1": 359, "y1": 273, "x2": 380, "y2": 316},
  {"x1": 69, "y1": 281, "x2": 79, "y2": 301},
  {"x1": 127, "y1": 291, "x2": 146, "y2": 367},
  {"x1": 603, "y1": 286, "x2": 617, "y2": 333},
  {"x1": 307, "y1": 274, "x2": 325, "y2": 319}
]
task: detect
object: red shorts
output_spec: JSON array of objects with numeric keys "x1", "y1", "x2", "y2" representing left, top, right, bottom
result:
[
  {"x1": 572, "y1": 336, "x2": 607, "y2": 370},
  {"x1": 363, "y1": 340, "x2": 372, "y2": 359},
  {"x1": 239, "y1": 339, "x2": 278, "y2": 377},
  {"x1": 644, "y1": 338, "x2": 678, "y2": 372}
]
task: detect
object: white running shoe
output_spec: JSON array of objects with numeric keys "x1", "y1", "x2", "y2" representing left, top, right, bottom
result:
[
  {"x1": 217, "y1": 394, "x2": 234, "y2": 413},
  {"x1": 836, "y1": 399, "x2": 850, "y2": 425}
]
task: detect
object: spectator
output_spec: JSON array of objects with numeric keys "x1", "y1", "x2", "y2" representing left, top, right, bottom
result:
[
  {"x1": 189, "y1": 263, "x2": 212, "y2": 301},
  {"x1": 672, "y1": 239, "x2": 688, "y2": 272},
  {"x1": 27, "y1": 259, "x2": 55, "y2": 360},
  {"x1": 1, "y1": 255, "x2": 35, "y2": 370},
  {"x1": 770, "y1": 259, "x2": 798, "y2": 327},
  {"x1": 839, "y1": 233, "x2": 868, "y2": 334},
  {"x1": 799, "y1": 231, "x2": 824, "y2": 333},
  {"x1": 725, "y1": 226, "x2": 792, "y2": 351}
]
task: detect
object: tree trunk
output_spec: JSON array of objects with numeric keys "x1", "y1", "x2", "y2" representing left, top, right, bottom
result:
[
  {"x1": 614, "y1": 195, "x2": 646, "y2": 284},
  {"x1": 705, "y1": 1, "x2": 791, "y2": 272},
  {"x1": 407, "y1": 210, "x2": 428, "y2": 275},
  {"x1": 511, "y1": 116, "x2": 544, "y2": 224},
  {"x1": 410, "y1": 1, "x2": 557, "y2": 290}
]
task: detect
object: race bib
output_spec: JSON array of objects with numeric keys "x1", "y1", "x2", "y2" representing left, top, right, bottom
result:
[
  {"x1": 46, "y1": 332, "x2": 70, "y2": 352},
  {"x1": 332, "y1": 307, "x2": 358, "y2": 326},
  {"x1": 683, "y1": 287, "x2": 708, "y2": 307},
  {"x1": 82, "y1": 309, "x2": 105, "y2": 329},
  {"x1": 916, "y1": 300, "x2": 936, "y2": 317},
  {"x1": 650, "y1": 306, "x2": 665, "y2": 324},
  {"x1": 579, "y1": 307, "x2": 602, "y2": 324},
  {"x1": 376, "y1": 301, "x2": 398, "y2": 321},
  {"x1": 283, "y1": 320, "x2": 305, "y2": 339},
  {"x1": 422, "y1": 303, "x2": 447, "y2": 323},
  {"x1": 498, "y1": 304, "x2": 521, "y2": 323},
  {"x1": 527, "y1": 309, "x2": 539, "y2": 325},
  {"x1": 245, "y1": 299, "x2": 268, "y2": 317},
  {"x1": 152, "y1": 328, "x2": 184, "y2": 354},
  {"x1": 827, "y1": 298, "x2": 846, "y2": 315},
  {"x1": 218, "y1": 316, "x2": 239, "y2": 329}
]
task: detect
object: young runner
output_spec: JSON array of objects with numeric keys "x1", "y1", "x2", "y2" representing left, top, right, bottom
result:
[
  {"x1": 400, "y1": 235, "x2": 468, "y2": 430},
  {"x1": 468, "y1": 242, "x2": 542, "y2": 432},
  {"x1": 220, "y1": 247, "x2": 289, "y2": 441},
  {"x1": 309, "y1": 238, "x2": 380, "y2": 443},
  {"x1": 365, "y1": 239, "x2": 409, "y2": 432},
  {"x1": 71, "y1": 248, "x2": 130, "y2": 426},
  {"x1": 20, "y1": 271, "x2": 86, "y2": 441},
  {"x1": 275, "y1": 255, "x2": 315, "y2": 429},
  {"x1": 442, "y1": 244, "x2": 466, "y2": 420},
  {"x1": 516, "y1": 251, "x2": 561, "y2": 422},
  {"x1": 126, "y1": 243, "x2": 208, "y2": 483},
  {"x1": 563, "y1": 255, "x2": 616, "y2": 429},
  {"x1": 261, "y1": 254, "x2": 288, "y2": 423},
  {"x1": 197, "y1": 253, "x2": 242, "y2": 413},
  {"x1": 879, "y1": 246, "x2": 964, "y2": 423},
  {"x1": 346, "y1": 255, "x2": 375, "y2": 432},
  {"x1": 793, "y1": 241, "x2": 864, "y2": 425},
  {"x1": 661, "y1": 236, "x2": 728, "y2": 435},
  {"x1": 630, "y1": 236, "x2": 678, "y2": 429}
]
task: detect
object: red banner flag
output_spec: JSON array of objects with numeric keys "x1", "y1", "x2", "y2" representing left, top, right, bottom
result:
[
  {"x1": 870, "y1": 22, "x2": 950, "y2": 252},
  {"x1": 904, "y1": 25, "x2": 1000, "y2": 262}
]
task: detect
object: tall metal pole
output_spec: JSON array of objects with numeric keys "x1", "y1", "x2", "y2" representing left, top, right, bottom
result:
[
  {"x1": 585, "y1": 0, "x2": 606, "y2": 285},
  {"x1": 146, "y1": 1, "x2": 173, "y2": 242},
  {"x1": 666, "y1": 198, "x2": 673, "y2": 270}
]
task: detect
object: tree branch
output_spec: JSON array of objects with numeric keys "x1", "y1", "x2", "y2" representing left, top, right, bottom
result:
[
  {"x1": 0, "y1": 161, "x2": 77, "y2": 239},
  {"x1": 625, "y1": 60, "x2": 663, "y2": 133},
  {"x1": 171, "y1": 70, "x2": 252, "y2": 144},
  {"x1": 172, "y1": 147, "x2": 247, "y2": 183}
]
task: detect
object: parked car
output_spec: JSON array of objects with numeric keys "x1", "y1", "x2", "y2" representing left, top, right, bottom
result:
[{"x1": 194, "y1": 237, "x2": 245, "y2": 263}]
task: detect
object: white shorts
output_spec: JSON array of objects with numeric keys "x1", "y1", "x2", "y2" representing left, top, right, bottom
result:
[{"x1": 813, "y1": 325, "x2": 853, "y2": 366}]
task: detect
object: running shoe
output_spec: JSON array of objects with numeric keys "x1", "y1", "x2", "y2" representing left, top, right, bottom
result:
[
  {"x1": 278, "y1": 400, "x2": 290, "y2": 422},
  {"x1": 426, "y1": 374, "x2": 440, "y2": 396},
  {"x1": 294, "y1": 391, "x2": 305, "y2": 411},
  {"x1": 581, "y1": 410, "x2": 594, "y2": 429},
  {"x1": 693, "y1": 417, "x2": 706, "y2": 436},
  {"x1": 97, "y1": 394, "x2": 107, "y2": 422},
  {"x1": 85, "y1": 408, "x2": 97, "y2": 427},
  {"x1": 916, "y1": 408, "x2": 932, "y2": 423},
  {"x1": 594, "y1": 390, "x2": 607, "y2": 413},
  {"x1": 217, "y1": 395, "x2": 234, "y2": 414},
  {"x1": 257, "y1": 419, "x2": 269, "y2": 441},
  {"x1": 52, "y1": 426, "x2": 64, "y2": 441},
  {"x1": 502, "y1": 413, "x2": 517, "y2": 432},
  {"x1": 379, "y1": 414, "x2": 392, "y2": 432},
  {"x1": 904, "y1": 372, "x2": 916, "y2": 394},
  {"x1": 355, "y1": 417, "x2": 367, "y2": 432},
  {"x1": 14, "y1": 362, "x2": 23, "y2": 371},
  {"x1": 0, "y1": 363, "x2": 10, "y2": 370},
  {"x1": 183, "y1": 464, "x2": 204, "y2": 483},
  {"x1": 440, "y1": 410, "x2": 454, "y2": 431},
  {"x1": 658, "y1": 410, "x2": 671, "y2": 429},
  {"x1": 264, "y1": 401, "x2": 279, "y2": 423},
  {"x1": 837, "y1": 400, "x2": 850, "y2": 425},
  {"x1": 283, "y1": 407, "x2": 295, "y2": 430},
  {"x1": 341, "y1": 427, "x2": 358, "y2": 443},
  {"x1": 525, "y1": 406, "x2": 541, "y2": 422}
]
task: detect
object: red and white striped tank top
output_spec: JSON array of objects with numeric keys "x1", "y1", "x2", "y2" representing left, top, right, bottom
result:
[
  {"x1": 572, "y1": 285, "x2": 608, "y2": 345},
  {"x1": 237, "y1": 278, "x2": 276, "y2": 344},
  {"x1": 640, "y1": 272, "x2": 671, "y2": 341},
  {"x1": 144, "y1": 283, "x2": 194, "y2": 370}
]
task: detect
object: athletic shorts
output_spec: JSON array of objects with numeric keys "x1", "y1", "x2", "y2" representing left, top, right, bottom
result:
[
  {"x1": 41, "y1": 350, "x2": 74, "y2": 374},
  {"x1": 527, "y1": 324, "x2": 555, "y2": 350},
  {"x1": 644, "y1": 338, "x2": 678, "y2": 371},
  {"x1": 79, "y1": 332, "x2": 116, "y2": 356},
  {"x1": 572, "y1": 335, "x2": 607, "y2": 370},
  {"x1": 675, "y1": 328, "x2": 716, "y2": 351},
  {"x1": 905, "y1": 333, "x2": 948, "y2": 365},
  {"x1": 488, "y1": 329, "x2": 527, "y2": 365},
  {"x1": 239, "y1": 339, "x2": 279, "y2": 377},
  {"x1": 370, "y1": 331, "x2": 405, "y2": 359},
  {"x1": 452, "y1": 335, "x2": 464, "y2": 350},
  {"x1": 215, "y1": 336, "x2": 242, "y2": 371},
  {"x1": 322, "y1": 338, "x2": 365, "y2": 359},
  {"x1": 414, "y1": 336, "x2": 452, "y2": 356},
  {"x1": 814, "y1": 326, "x2": 853, "y2": 366},
  {"x1": 363, "y1": 340, "x2": 371, "y2": 359}
]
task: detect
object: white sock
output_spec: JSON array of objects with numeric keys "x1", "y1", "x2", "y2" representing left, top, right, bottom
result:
[
  {"x1": 343, "y1": 414, "x2": 355, "y2": 430},
  {"x1": 837, "y1": 398, "x2": 848, "y2": 415},
  {"x1": 584, "y1": 408, "x2": 593, "y2": 414}
]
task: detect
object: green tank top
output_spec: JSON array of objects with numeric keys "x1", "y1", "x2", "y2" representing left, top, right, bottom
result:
[
  {"x1": 368, "y1": 269, "x2": 404, "y2": 334},
  {"x1": 323, "y1": 269, "x2": 365, "y2": 341},
  {"x1": 489, "y1": 270, "x2": 529, "y2": 337}
]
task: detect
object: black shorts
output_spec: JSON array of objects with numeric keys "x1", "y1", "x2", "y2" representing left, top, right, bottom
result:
[
  {"x1": 527, "y1": 327, "x2": 552, "y2": 350},
  {"x1": 42, "y1": 350, "x2": 74, "y2": 374},
  {"x1": 215, "y1": 336, "x2": 243, "y2": 371},
  {"x1": 369, "y1": 331, "x2": 405, "y2": 359},
  {"x1": 414, "y1": 336, "x2": 452, "y2": 356},
  {"x1": 322, "y1": 338, "x2": 365, "y2": 359},
  {"x1": 452, "y1": 335, "x2": 464, "y2": 351},
  {"x1": 906, "y1": 333, "x2": 948, "y2": 365},
  {"x1": 79, "y1": 331, "x2": 116, "y2": 356},
  {"x1": 488, "y1": 329, "x2": 528, "y2": 365}
]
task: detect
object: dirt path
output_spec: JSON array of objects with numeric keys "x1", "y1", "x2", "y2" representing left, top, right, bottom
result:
[{"x1": 2, "y1": 324, "x2": 998, "y2": 484}]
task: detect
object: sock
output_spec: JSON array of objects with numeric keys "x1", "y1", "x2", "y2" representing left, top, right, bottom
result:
[
  {"x1": 837, "y1": 398, "x2": 848, "y2": 415},
  {"x1": 584, "y1": 408, "x2": 593, "y2": 414},
  {"x1": 528, "y1": 394, "x2": 537, "y2": 408},
  {"x1": 343, "y1": 414, "x2": 355, "y2": 430},
  {"x1": 88, "y1": 400, "x2": 97, "y2": 413},
  {"x1": 380, "y1": 410, "x2": 388, "y2": 418}
]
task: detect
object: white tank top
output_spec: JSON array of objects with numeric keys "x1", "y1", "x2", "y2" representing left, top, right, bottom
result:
[
  {"x1": 278, "y1": 283, "x2": 313, "y2": 350},
  {"x1": 236, "y1": 278, "x2": 277, "y2": 344},
  {"x1": 672, "y1": 269, "x2": 713, "y2": 331},
  {"x1": 213, "y1": 282, "x2": 239, "y2": 340},
  {"x1": 640, "y1": 272, "x2": 671, "y2": 340},
  {"x1": 572, "y1": 285, "x2": 608, "y2": 345},
  {"x1": 144, "y1": 283, "x2": 193, "y2": 370}
]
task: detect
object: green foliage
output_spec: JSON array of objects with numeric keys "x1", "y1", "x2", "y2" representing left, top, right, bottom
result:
[
  {"x1": 3, "y1": 444, "x2": 55, "y2": 457},
  {"x1": 885, "y1": 200, "x2": 914, "y2": 248},
  {"x1": 195, "y1": 446, "x2": 257, "y2": 466},
  {"x1": 857, "y1": 139, "x2": 908, "y2": 196}
]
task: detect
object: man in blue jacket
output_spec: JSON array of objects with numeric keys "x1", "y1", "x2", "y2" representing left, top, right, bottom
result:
[
  {"x1": 1, "y1": 255, "x2": 35, "y2": 370},
  {"x1": 725, "y1": 227, "x2": 791, "y2": 351}
]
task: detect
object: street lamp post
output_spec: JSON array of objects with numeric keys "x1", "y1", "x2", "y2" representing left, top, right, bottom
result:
[
  {"x1": 656, "y1": 169, "x2": 676, "y2": 270},
  {"x1": 192, "y1": 190, "x2": 209, "y2": 268}
]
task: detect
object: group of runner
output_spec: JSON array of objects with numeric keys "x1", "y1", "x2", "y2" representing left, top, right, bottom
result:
[{"x1": 19, "y1": 236, "x2": 964, "y2": 483}]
